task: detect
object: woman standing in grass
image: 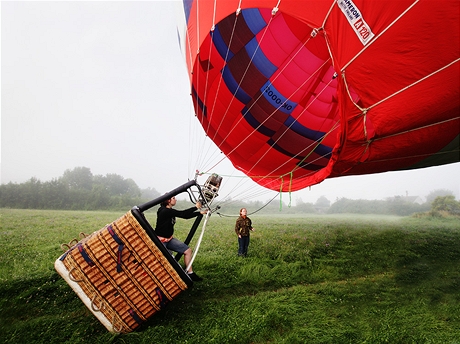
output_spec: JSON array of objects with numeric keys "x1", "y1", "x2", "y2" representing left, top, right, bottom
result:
[{"x1": 235, "y1": 208, "x2": 254, "y2": 257}]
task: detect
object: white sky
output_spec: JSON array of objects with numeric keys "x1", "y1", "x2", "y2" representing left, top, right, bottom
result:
[{"x1": 1, "y1": 1, "x2": 459, "y2": 206}]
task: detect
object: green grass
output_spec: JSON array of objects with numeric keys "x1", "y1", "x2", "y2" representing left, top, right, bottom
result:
[{"x1": 1, "y1": 209, "x2": 460, "y2": 343}]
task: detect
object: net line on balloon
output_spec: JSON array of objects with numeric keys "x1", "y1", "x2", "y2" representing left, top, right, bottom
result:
[
  {"x1": 215, "y1": 74, "x2": 340, "y2": 179},
  {"x1": 197, "y1": 65, "x2": 339, "y2": 195},
  {"x1": 209, "y1": 10, "x2": 280, "y2": 147},
  {"x1": 198, "y1": 66, "x2": 336, "y2": 180},
  {"x1": 200, "y1": 52, "x2": 332, "y2": 173},
  {"x1": 189, "y1": 0, "x2": 234, "y2": 176},
  {"x1": 200, "y1": 116, "x2": 340, "y2": 200},
  {"x1": 340, "y1": 58, "x2": 460, "y2": 149},
  {"x1": 204, "y1": 0, "x2": 239, "y2": 136},
  {"x1": 352, "y1": 58, "x2": 459, "y2": 115},
  {"x1": 371, "y1": 117, "x2": 460, "y2": 143},
  {"x1": 357, "y1": 147, "x2": 460, "y2": 165},
  {"x1": 189, "y1": 5, "x2": 339, "y2": 190},
  {"x1": 196, "y1": 3, "x2": 244, "y2": 171},
  {"x1": 188, "y1": 3, "x2": 270, "y2": 173},
  {"x1": 192, "y1": 9, "x2": 322, "y2": 176}
]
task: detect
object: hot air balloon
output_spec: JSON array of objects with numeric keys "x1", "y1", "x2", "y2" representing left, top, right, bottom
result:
[{"x1": 178, "y1": 0, "x2": 460, "y2": 192}]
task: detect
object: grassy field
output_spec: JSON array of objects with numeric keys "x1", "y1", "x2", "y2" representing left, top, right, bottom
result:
[{"x1": 1, "y1": 208, "x2": 460, "y2": 343}]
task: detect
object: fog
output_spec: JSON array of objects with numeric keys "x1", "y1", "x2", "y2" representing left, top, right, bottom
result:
[{"x1": 2, "y1": 2, "x2": 459, "y2": 205}]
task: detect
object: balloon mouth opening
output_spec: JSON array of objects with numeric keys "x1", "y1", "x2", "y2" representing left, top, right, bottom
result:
[{"x1": 192, "y1": 8, "x2": 345, "y2": 191}]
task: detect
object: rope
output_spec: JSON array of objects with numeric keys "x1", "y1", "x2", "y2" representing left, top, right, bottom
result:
[
  {"x1": 216, "y1": 191, "x2": 279, "y2": 217},
  {"x1": 373, "y1": 117, "x2": 460, "y2": 142},
  {"x1": 186, "y1": 210, "x2": 211, "y2": 272},
  {"x1": 357, "y1": 148, "x2": 460, "y2": 165},
  {"x1": 212, "y1": 12, "x2": 279, "y2": 147},
  {"x1": 193, "y1": 5, "x2": 340, "y2": 190},
  {"x1": 201, "y1": 57, "x2": 331, "y2": 176},
  {"x1": 369, "y1": 58, "x2": 460, "y2": 111}
]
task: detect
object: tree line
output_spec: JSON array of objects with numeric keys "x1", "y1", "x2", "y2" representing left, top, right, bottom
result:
[
  {"x1": 214, "y1": 190, "x2": 459, "y2": 217},
  {"x1": 1, "y1": 167, "x2": 458, "y2": 216},
  {"x1": 0, "y1": 167, "x2": 160, "y2": 211}
]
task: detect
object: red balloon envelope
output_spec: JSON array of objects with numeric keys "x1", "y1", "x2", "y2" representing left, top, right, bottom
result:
[{"x1": 179, "y1": 0, "x2": 460, "y2": 192}]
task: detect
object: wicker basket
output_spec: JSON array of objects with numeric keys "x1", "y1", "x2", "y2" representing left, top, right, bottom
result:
[{"x1": 55, "y1": 210, "x2": 190, "y2": 333}]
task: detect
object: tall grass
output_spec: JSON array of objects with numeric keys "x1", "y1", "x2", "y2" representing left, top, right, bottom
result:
[{"x1": 1, "y1": 209, "x2": 459, "y2": 343}]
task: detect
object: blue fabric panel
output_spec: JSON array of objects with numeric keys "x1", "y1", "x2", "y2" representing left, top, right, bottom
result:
[
  {"x1": 242, "y1": 8, "x2": 267, "y2": 35},
  {"x1": 260, "y1": 81, "x2": 297, "y2": 115},
  {"x1": 182, "y1": 0, "x2": 193, "y2": 23},
  {"x1": 245, "y1": 38, "x2": 277, "y2": 79},
  {"x1": 242, "y1": 107, "x2": 276, "y2": 137},
  {"x1": 212, "y1": 26, "x2": 234, "y2": 61},
  {"x1": 192, "y1": 86, "x2": 207, "y2": 118},
  {"x1": 284, "y1": 116, "x2": 326, "y2": 142},
  {"x1": 267, "y1": 139, "x2": 329, "y2": 169},
  {"x1": 222, "y1": 68, "x2": 251, "y2": 103}
]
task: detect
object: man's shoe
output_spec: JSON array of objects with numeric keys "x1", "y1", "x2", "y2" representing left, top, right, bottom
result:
[{"x1": 188, "y1": 272, "x2": 203, "y2": 282}]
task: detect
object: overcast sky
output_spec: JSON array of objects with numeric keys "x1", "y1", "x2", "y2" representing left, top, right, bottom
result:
[{"x1": 2, "y1": 1, "x2": 459, "y2": 207}]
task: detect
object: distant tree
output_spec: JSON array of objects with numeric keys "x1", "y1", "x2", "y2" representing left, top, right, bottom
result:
[
  {"x1": 431, "y1": 195, "x2": 460, "y2": 215},
  {"x1": 426, "y1": 189, "x2": 454, "y2": 204},
  {"x1": 141, "y1": 187, "x2": 161, "y2": 200},
  {"x1": 23, "y1": 177, "x2": 43, "y2": 208},
  {"x1": 386, "y1": 196, "x2": 426, "y2": 216},
  {"x1": 93, "y1": 173, "x2": 141, "y2": 197},
  {"x1": 61, "y1": 167, "x2": 93, "y2": 190},
  {"x1": 42, "y1": 178, "x2": 68, "y2": 208},
  {"x1": 328, "y1": 198, "x2": 387, "y2": 214},
  {"x1": 315, "y1": 196, "x2": 330, "y2": 212},
  {"x1": 294, "y1": 198, "x2": 316, "y2": 213}
]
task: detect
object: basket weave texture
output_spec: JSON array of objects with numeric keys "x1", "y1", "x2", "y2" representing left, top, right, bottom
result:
[{"x1": 59, "y1": 211, "x2": 188, "y2": 333}]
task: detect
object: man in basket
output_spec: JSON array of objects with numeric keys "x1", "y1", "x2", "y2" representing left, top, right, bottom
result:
[{"x1": 154, "y1": 196, "x2": 207, "y2": 281}]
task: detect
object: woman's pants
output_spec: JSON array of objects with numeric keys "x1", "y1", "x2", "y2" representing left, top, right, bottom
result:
[{"x1": 238, "y1": 235, "x2": 250, "y2": 256}]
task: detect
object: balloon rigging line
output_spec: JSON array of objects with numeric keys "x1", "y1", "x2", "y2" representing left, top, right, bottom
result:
[
  {"x1": 372, "y1": 116, "x2": 460, "y2": 142},
  {"x1": 240, "y1": 76, "x2": 339, "y2": 179},
  {"x1": 191, "y1": 5, "x2": 338, "y2": 197},
  {"x1": 245, "y1": 120, "x2": 341, "y2": 190},
  {"x1": 193, "y1": 4, "x2": 246, "y2": 172},
  {"x1": 322, "y1": 0, "x2": 336, "y2": 29},
  {"x1": 189, "y1": 0, "x2": 205, "y2": 171},
  {"x1": 192, "y1": 12, "x2": 244, "y2": 174},
  {"x1": 212, "y1": 0, "x2": 217, "y2": 30},
  {"x1": 358, "y1": 148, "x2": 460, "y2": 165},
  {"x1": 199, "y1": 58, "x2": 330, "y2": 176},
  {"x1": 368, "y1": 58, "x2": 460, "y2": 111},
  {"x1": 199, "y1": 57, "x2": 335, "y2": 191},
  {"x1": 210, "y1": 11, "x2": 278, "y2": 147},
  {"x1": 189, "y1": 0, "x2": 227, "y2": 172},
  {"x1": 217, "y1": 191, "x2": 280, "y2": 217},
  {"x1": 194, "y1": 30, "x2": 220, "y2": 170},
  {"x1": 194, "y1": 7, "x2": 337, "y2": 182},
  {"x1": 205, "y1": 4, "x2": 240, "y2": 139},
  {"x1": 341, "y1": 0, "x2": 420, "y2": 71},
  {"x1": 202, "y1": 46, "x2": 330, "y2": 175}
]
